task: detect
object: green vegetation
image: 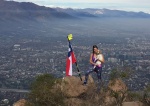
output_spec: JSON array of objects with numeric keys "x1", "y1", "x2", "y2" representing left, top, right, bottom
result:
[
  {"x1": 109, "y1": 67, "x2": 133, "y2": 81},
  {"x1": 23, "y1": 68, "x2": 148, "y2": 106},
  {"x1": 127, "y1": 91, "x2": 142, "y2": 101},
  {"x1": 141, "y1": 85, "x2": 150, "y2": 106},
  {"x1": 25, "y1": 74, "x2": 65, "y2": 106},
  {"x1": 78, "y1": 85, "x2": 106, "y2": 106},
  {"x1": 109, "y1": 67, "x2": 132, "y2": 106},
  {"x1": 110, "y1": 90, "x2": 126, "y2": 106},
  {"x1": 126, "y1": 85, "x2": 150, "y2": 106}
]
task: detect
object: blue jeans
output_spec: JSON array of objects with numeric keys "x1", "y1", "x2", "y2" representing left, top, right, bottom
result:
[{"x1": 84, "y1": 66, "x2": 102, "y2": 84}]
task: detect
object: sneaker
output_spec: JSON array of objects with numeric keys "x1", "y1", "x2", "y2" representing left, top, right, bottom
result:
[{"x1": 82, "y1": 81, "x2": 87, "y2": 86}]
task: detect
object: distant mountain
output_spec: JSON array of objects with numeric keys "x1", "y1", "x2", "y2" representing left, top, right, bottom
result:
[
  {"x1": 55, "y1": 8, "x2": 97, "y2": 18},
  {"x1": 0, "y1": 0, "x2": 150, "y2": 21},
  {"x1": 56, "y1": 8, "x2": 150, "y2": 18},
  {"x1": 0, "y1": 0, "x2": 73, "y2": 21}
]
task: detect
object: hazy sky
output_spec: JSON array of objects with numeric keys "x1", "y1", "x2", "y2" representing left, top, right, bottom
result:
[{"x1": 11, "y1": 0, "x2": 150, "y2": 13}]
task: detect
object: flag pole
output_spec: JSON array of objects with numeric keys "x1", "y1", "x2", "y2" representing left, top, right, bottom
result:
[
  {"x1": 75, "y1": 62, "x2": 82, "y2": 81},
  {"x1": 67, "y1": 34, "x2": 82, "y2": 81}
]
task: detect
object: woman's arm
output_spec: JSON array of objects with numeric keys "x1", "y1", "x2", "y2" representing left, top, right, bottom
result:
[
  {"x1": 98, "y1": 54, "x2": 105, "y2": 63},
  {"x1": 89, "y1": 53, "x2": 96, "y2": 65}
]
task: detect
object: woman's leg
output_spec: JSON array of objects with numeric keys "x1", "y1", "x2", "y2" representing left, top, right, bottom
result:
[
  {"x1": 94, "y1": 67, "x2": 102, "y2": 82},
  {"x1": 97, "y1": 67, "x2": 102, "y2": 82},
  {"x1": 94, "y1": 67, "x2": 102, "y2": 91},
  {"x1": 83, "y1": 69, "x2": 94, "y2": 84}
]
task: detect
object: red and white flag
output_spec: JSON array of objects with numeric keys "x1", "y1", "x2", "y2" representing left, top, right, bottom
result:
[{"x1": 66, "y1": 42, "x2": 76, "y2": 76}]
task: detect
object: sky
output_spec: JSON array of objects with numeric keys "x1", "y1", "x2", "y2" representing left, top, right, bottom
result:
[{"x1": 10, "y1": 0, "x2": 150, "y2": 13}]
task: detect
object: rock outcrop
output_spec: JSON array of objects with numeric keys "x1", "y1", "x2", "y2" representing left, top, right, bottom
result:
[
  {"x1": 122, "y1": 101, "x2": 144, "y2": 106},
  {"x1": 105, "y1": 78, "x2": 128, "y2": 106},
  {"x1": 13, "y1": 99, "x2": 26, "y2": 106},
  {"x1": 13, "y1": 76, "x2": 145, "y2": 106},
  {"x1": 61, "y1": 75, "x2": 95, "y2": 97},
  {"x1": 108, "y1": 78, "x2": 127, "y2": 92}
]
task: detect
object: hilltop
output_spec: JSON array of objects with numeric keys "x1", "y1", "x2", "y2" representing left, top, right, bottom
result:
[{"x1": 13, "y1": 74, "x2": 149, "y2": 106}]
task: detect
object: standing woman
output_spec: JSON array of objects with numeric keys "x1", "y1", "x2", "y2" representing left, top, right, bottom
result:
[{"x1": 83, "y1": 45, "x2": 105, "y2": 85}]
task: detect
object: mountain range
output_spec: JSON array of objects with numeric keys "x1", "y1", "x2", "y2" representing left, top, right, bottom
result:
[
  {"x1": 0, "y1": 0, "x2": 73, "y2": 20},
  {"x1": 0, "y1": 0, "x2": 150, "y2": 21},
  {"x1": 55, "y1": 8, "x2": 150, "y2": 18}
]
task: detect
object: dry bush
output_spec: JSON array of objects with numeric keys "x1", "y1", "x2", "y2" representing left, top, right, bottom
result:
[
  {"x1": 25, "y1": 74, "x2": 66, "y2": 106},
  {"x1": 78, "y1": 83, "x2": 107, "y2": 106}
]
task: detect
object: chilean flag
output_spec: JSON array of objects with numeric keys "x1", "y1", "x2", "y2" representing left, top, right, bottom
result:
[{"x1": 66, "y1": 42, "x2": 76, "y2": 76}]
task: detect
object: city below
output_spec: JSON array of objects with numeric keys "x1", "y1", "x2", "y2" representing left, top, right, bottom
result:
[{"x1": 0, "y1": 35, "x2": 149, "y2": 92}]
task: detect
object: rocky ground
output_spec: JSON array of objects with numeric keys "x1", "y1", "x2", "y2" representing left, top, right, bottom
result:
[{"x1": 13, "y1": 75, "x2": 147, "y2": 106}]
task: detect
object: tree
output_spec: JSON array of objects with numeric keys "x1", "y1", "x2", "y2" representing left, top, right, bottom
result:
[{"x1": 25, "y1": 74, "x2": 65, "y2": 106}]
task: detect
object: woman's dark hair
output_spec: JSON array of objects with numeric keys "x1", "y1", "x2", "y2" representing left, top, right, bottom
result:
[{"x1": 93, "y1": 45, "x2": 98, "y2": 53}]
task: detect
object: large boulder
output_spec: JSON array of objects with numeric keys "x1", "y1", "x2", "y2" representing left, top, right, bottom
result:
[
  {"x1": 61, "y1": 75, "x2": 95, "y2": 97},
  {"x1": 65, "y1": 98, "x2": 85, "y2": 106},
  {"x1": 108, "y1": 78, "x2": 127, "y2": 92},
  {"x1": 105, "y1": 79, "x2": 128, "y2": 106},
  {"x1": 122, "y1": 101, "x2": 144, "y2": 106},
  {"x1": 13, "y1": 99, "x2": 26, "y2": 106}
]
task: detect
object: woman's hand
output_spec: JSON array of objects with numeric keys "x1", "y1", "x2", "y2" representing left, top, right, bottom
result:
[{"x1": 93, "y1": 63, "x2": 96, "y2": 66}]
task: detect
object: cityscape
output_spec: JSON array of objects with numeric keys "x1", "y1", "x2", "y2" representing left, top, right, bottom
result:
[
  {"x1": 0, "y1": 0, "x2": 150, "y2": 105},
  {"x1": 0, "y1": 21, "x2": 150, "y2": 105},
  {"x1": 0, "y1": 35, "x2": 150, "y2": 91}
]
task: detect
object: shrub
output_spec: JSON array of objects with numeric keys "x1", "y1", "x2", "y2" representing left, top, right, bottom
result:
[
  {"x1": 110, "y1": 90, "x2": 126, "y2": 106},
  {"x1": 127, "y1": 91, "x2": 142, "y2": 101},
  {"x1": 141, "y1": 85, "x2": 150, "y2": 106},
  {"x1": 25, "y1": 74, "x2": 65, "y2": 106}
]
